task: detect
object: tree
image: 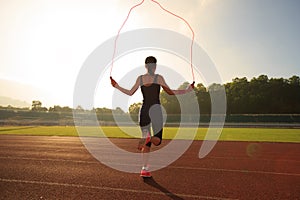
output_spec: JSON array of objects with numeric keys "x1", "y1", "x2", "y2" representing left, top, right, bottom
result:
[
  {"x1": 129, "y1": 102, "x2": 142, "y2": 115},
  {"x1": 49, "y1": 105, "x2": 72, "y2": 113},
  {"x1": 194, "y1": 83, "x2": 211, "y2": 114},
  {"x1": 160, "y1": 90, "x2": 180, "y2": 114},
  {"x1": 32, "y1": 100, "x2": 42, "y2": 109},
  {"x1": 286, "y1": 76, "x2": 300, "y2": 113},
  {"x1": 225, "y1": 77, "x2": 250, "y2": 113},
  {"x1": 95, "y1": 107, "x2": 112, "y2": 114},
  {"x1": 288, "y1": 75, "x2": 300, "y2": 86},
  {"x1": 31, "y1": 100, "x2": 48, "y2": 112},
  {"x1": 114, "y1": 107, "x2": 125, "y2": 114}
]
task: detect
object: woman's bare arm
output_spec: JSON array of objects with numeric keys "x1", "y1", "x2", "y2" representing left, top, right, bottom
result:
[
  {"x1": 110, "y1": 76, "x2": 140, "y2": 96},
  {"x1": 157, "y1": 75, "x2": 194, "y2": 95}
]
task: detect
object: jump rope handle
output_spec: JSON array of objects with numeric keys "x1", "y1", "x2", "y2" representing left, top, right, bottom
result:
[
  {"x1": 191, "y1": 81, "x2": 195, "y2": 89},
  {"x1": 110, "y1": 76, "x2": 117, "y2": 87}
]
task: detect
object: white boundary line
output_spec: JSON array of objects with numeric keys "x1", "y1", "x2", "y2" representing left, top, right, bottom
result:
[
  {"x1": 169, "y1": 166, "x2": 300, "y2": 177},
  {"x1": 1, "y1": 156, "x2": 299, "y2": 177},
  {"x1": 208, "y1": 156, "x2": 300, "y2": 163},
  {"x1": 0, "y1": 178, "x2": 237, "y2": 200}
]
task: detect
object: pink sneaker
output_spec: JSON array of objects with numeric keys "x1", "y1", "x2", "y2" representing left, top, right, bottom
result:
[{"x1": 140, "y1": 168, "x2": 151, "y2": 178}]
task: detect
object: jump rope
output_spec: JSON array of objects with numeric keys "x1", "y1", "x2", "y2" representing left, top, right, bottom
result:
[{"x1": 110, "y1": 0, "x2": 195, "y2": 85}]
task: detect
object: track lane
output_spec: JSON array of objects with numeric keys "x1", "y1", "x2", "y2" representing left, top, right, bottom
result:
[{"x1": 0, "y1": 135, "x2": 299, "y2": 199}]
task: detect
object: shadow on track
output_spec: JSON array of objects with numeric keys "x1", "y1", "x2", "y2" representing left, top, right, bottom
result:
[{"x1": 143, "y1": 177, "x2": 184, "y2": 200}]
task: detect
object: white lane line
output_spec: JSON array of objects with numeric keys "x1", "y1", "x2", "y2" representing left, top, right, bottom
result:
[
  {"x1": 0, "y1": 178, "x2": 237, "y2": 200},
  {"x1": 169, "y1": 166, "x2": 300, "y2": 177},
  {"x1": 0, "y1": 156, "x2": 97, "y2": 164},
  {"x1": 208, "y1": 156, "x2": 300, "y2": 163},
  {"x1": 1, "y1": 156, "x2": 299, "y2": 177}
]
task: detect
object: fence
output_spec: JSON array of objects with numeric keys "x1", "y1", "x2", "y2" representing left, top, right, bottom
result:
[{"x1": 0, "y1": 109, "x2": 300, "y2": 127}]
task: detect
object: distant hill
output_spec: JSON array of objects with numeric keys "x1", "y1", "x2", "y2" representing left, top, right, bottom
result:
[
  {"x1": 0, "y1": 96, "x2": 30, "y2": 107},
  {"x1": 0, "y1": 79, "x2": 49, "y2": 108}
]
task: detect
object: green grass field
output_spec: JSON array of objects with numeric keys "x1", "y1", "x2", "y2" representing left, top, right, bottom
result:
[{"x1": 0, "y1": 126, "x2": 300, "y2": 143}]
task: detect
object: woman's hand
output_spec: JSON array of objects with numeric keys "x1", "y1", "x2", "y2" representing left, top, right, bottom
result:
[
  {"x1": 187, "y1": 81, "x2": 195, "y2": 92},
  {"x1": 110, "y1": 76, "x2": 118, "y2": 87}
]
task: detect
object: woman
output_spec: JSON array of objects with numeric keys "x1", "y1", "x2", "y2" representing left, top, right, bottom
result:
[{"x1": 110, "y1": 56, "x2": 194, "y2": 177}]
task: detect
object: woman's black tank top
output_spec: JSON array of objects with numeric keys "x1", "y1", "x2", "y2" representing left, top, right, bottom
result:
[{"x1": 140, "y1": 74, "x2": 161, "y2": 105}]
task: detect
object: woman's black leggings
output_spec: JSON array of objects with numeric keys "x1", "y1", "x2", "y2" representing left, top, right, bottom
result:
[{"x1": 139, "y1": 104, "x2": 163, "y2": 147}]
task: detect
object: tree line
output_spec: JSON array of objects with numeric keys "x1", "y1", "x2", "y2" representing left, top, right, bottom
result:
[
  {"x1": 129, "y1": 75, "x2": 300, "y2": 114},
  {"x1": 1, "y1": 75, "x2": 299, "y2": 115},
  {"x1": 225, "y1": 75, "x2": 300, "y2": 114}
]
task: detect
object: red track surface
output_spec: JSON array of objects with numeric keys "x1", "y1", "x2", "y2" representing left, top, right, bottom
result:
[{"x1": 0, "y1": 135, "x2": 299, "y2": 199}]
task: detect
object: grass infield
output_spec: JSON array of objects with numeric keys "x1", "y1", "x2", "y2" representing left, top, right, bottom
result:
[{"x1": 0, "y1": 126, "x2": 299, "y2": 143}]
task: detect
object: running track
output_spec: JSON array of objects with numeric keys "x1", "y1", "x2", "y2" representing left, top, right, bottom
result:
[{"x1": 0, "y1": 135, "x2": 299, "y2": 200}]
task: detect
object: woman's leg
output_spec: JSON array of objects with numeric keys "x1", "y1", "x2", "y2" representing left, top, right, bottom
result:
[
  {"x1": 138, "y1": 105, "x2": 151, "y2": 150},
  {"x1": 150, "y1": 136, "x2": 161, "y2": 146},
  {"x1": 141, "y1": 143, "x2": 150, "y2": 170},
  {"x1": 140, "y1": 127, "x2": 151, "y2": 169},
  {"x1": 149, "y1": 104, "x2": 163, "y2": 146},
  {"x1": 139, "y1": 106, "x2": 152, "y2": 173}
]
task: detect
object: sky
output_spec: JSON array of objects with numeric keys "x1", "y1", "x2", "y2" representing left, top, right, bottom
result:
[{"x1": 0, "y1": 0, "x2": 299, "y2": 109}]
